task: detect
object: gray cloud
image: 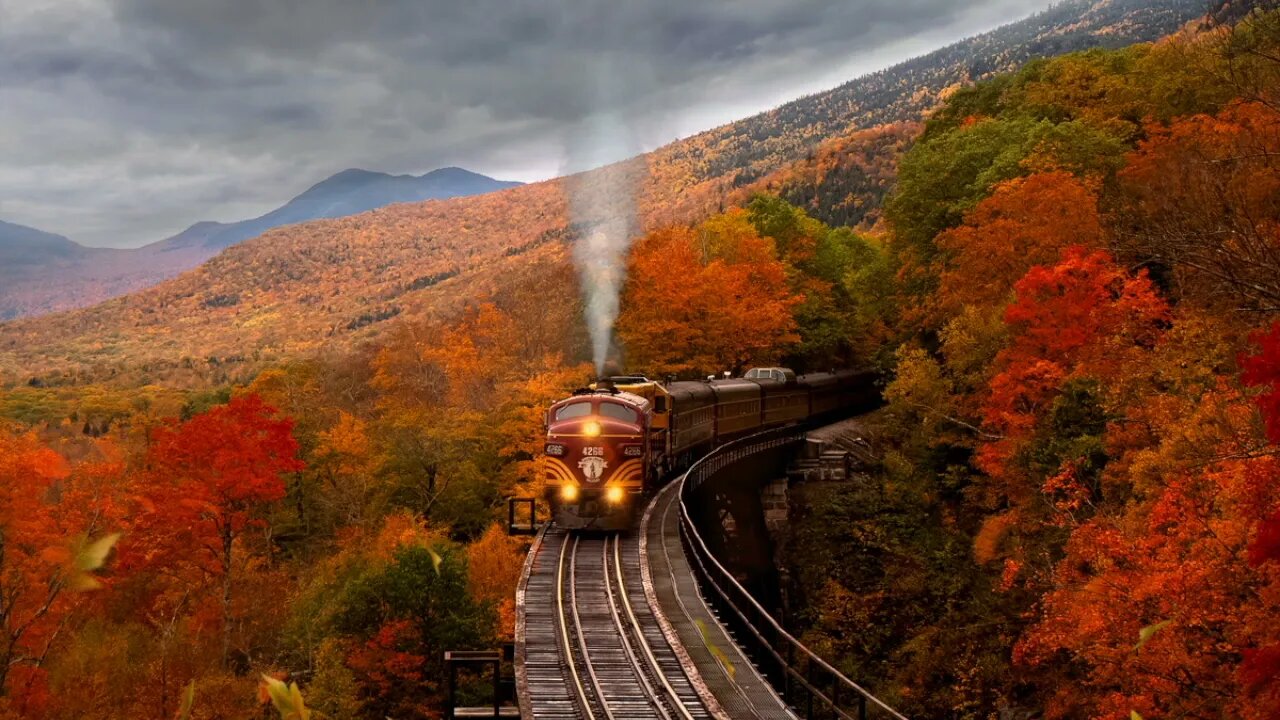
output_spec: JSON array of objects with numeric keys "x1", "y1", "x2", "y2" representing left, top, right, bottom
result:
[{"x1": 0, "y1": 0, "x2": 1052, "y2": 247}]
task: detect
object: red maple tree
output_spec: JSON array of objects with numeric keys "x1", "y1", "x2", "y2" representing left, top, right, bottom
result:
[{"x1": 120, "y1": 394, "x2": 303, "y2": 668}]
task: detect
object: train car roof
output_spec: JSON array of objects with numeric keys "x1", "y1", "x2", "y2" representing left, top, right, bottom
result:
[
  {"x1": 666, "y1": 381, "x2": 716, "y2": 405},
  {"x1": 797, "y1": 372, "x2": 839, "y2": 387},
  {"x1": 709, "y1": 378, "x2": 761, "y2": 399}
]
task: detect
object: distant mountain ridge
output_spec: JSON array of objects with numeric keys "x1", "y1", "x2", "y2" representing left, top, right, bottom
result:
[
  {"x1": 0, "y1": 167, "x2": 521, "y2": 320},
  {"x1": 0, "y1": 0, "x2": 1231, "y2": 383},
  {"x1": 0, "y1": 221, "x2": 83, "y2": 265},
  {"x1": 154, "y1": 166, "x2": 521, "y2": 253}
]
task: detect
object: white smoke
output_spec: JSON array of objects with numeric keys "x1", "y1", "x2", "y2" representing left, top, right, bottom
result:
[
  {"x1": 575, "y1": 228, "x2": 628, "y2": 375},
  {"x1": 558, "y1": 6, "x2": 674, "y2": 376},
  {"x1": 566, "y1": 78, "x2": 644, "y2": 376}
]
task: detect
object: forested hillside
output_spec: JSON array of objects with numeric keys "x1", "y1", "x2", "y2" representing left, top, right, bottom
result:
[
  {"x1": 1, "y1": 6, "x2": 1279, "y2": 718},
  {"x1": 0, "y1": 0, "x2": 1216, "y2": 387},
  {"x1": 775, "y1": 12, "x2": 1280, "y2": 717},
  {"x1": 645, "y1": 0, "x2": 1220, "y2": 188}
]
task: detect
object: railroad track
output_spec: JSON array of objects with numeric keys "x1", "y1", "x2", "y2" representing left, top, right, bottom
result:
[{"x1": 520, "y1": 527, "x2": 715, "y2": 720}]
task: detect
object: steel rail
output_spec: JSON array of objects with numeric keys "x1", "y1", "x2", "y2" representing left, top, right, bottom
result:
[
  {"x1": 601, "y1": 536, "x2": 675, "y2": 720},
  {"x1": 568, "y1": 536, "x2": 615, "y2": 720},
  {"x1": 611, "y1": 535, "x2": 699, "y2": 720},
  {"x1": 555, "y1": 534, "x2": 598, "y2": 720}
]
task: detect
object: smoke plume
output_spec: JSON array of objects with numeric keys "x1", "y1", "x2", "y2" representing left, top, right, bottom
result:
[
  {"x1": 569, "y1": 167, "x2": 639, "y2": 376},
  {"x1": 566, "y1": 73, "x2": 646, "y2": 376}
]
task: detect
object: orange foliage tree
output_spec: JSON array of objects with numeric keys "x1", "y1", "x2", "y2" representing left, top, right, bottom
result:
[
  {"x1": 934, "y1": 171, "x2": 1104, "y2": 320},
  {"x1": 1117, "y1": 100, "x2": 1280, "y2": 311},
  {"x1": 0, "y1": 432, "x2": 125, "y2": 716},
  {"x1": 1237, "y1": 321, "x2": 1280, "y2": 714},
  {"x1": 311, "y1": 411, "x2": 380, "y2": 527},
  {"x1": 466, "y1": 524, "x2": 526, "y2": 639},
  {"x1": 618, "y1": 215, "x2": 801, "y2": 376},
  {"x1": 371, "y1": 301, "x2": 591, "y2": 529},
  {"x1": 1016, "y1": 374, "x2": 1280, "y2": 718}
]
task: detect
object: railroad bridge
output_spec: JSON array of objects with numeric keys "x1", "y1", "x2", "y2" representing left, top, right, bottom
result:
[{"x1": 492, "y1": 425, "x2": 908, "y2": 720}]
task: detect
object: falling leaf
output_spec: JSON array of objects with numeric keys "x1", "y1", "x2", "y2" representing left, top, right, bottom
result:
[
  {"x1": 258, "y1": 672, "x2": 287, "y2": 705},
  {"x1": 76, "y1": 532, "x2": 122, "y2": 572},
  {"x1": 68, "y1": 532, "x2": 122, "y2": 591},
  {"x1": 1130, "y1": 712, "x2": 1144, "y2": 720},
  {"x1": 1135, "y1": 620, "x2": 1172, "y2": 651},
  {"x1": 262, "y1": 674, "x2": 311, "y2": 720},
  {"x1": 695, "y1": 619, "x2": 736, "y2": 679},
  {"x1": 175, "y1": 681, "x2": 195, "y2": 720},
  {"x1": 428, "y1": 547, "x2": 444, "y2": 576}
]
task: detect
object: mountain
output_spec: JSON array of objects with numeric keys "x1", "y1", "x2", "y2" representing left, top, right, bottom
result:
[
  {"x1": 0, "y1": 168, "x2": 521, "y2": 320},
  {"x1": 0, "y1": 220, "x2": 84, "y2": 265},
  {"x1": 0, "y1": 0, "x2": 1222, "y2": 385},
  {"x1": 154, "y1": 167, "x2": 522, "y2": 254},
  {"x1": 0, "y1": 222, "x2": 137, "y2": 322}
]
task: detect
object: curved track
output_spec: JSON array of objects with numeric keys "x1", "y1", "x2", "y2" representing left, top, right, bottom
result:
[{"x1": 521, "y1": 528, "x2": 714, "y2": 720}]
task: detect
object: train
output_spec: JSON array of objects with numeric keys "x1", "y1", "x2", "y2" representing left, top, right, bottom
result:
[{"x1": 542, "y1": 368, "x2": 879, "y2": 531}]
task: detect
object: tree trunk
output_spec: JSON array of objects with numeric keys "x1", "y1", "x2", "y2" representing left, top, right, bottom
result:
[
  {"x1": 221, "y1": 524, "x2": 234, "y2": 669},
  {"x1": 159, "y1": 648, "x2": 168, "y2": 720}
]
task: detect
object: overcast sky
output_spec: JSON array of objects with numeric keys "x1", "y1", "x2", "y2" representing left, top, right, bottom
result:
[{"x1": 0, "y1": 0, "x2": 1053, "y2": 248}]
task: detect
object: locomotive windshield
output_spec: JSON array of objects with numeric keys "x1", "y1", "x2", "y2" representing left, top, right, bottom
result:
[
  {"x1": 599, "y1": 402, "x2": 639, "y2": 423},
  {"x1": 553, "y1": 399, "x2": 641, "y2": 424},
  {"x1": 555, "y1": 402, "x2": 592, "y2": 420}
]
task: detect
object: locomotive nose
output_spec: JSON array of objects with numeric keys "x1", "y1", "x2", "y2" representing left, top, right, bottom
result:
[{"x1": 543, "y1": 391, "x2": 651, "y2": 531}]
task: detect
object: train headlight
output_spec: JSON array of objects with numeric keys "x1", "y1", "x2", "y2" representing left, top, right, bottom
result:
[
  {"x1": 623, "y1": 445, "x2": 643, "y2": 457},
  {"x1": 560, "y1": 484, "x2": 579, "y2": 502},
  {"x1": 605, "y1": 486, "x2": 625, "y2": 504},
  {"x1": 544, "y1": 443, "x2": 566, "y2": 456},
  {"x1": 583, "y1": 421, "x2": 602, "y2": 438}
]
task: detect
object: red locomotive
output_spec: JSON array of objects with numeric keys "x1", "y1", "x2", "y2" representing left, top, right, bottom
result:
[
  {"x1": 543, "y1": 369, "x2": 876, "y2": 531},
  {"x1": 543, "y1": 387, "x2": 653, "y2": 530}
]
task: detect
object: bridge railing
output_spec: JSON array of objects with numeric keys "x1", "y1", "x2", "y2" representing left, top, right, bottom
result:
[{"x1": 678, "y1": 426, "x2": 909, "y2": 720}]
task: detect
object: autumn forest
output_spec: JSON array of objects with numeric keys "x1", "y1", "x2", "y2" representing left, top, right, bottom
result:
[{"x1": 3, "y1": 3, "x2": 1280, "y2": 720}]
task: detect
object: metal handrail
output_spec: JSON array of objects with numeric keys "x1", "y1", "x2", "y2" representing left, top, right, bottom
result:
[{"x1": 678, "y1": 427, "x2": 909, "y2": 720}]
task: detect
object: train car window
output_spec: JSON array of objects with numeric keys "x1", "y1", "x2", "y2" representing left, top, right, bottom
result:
[
  {"x1": 599, "y1": 402, "x2": 638, "y2": 423},
  {"x1": 654, "y1": 396, "x2": 668, "y2": 413},
  {"x1": 555, "y1": 403, "x2": 591, "y2": 420}
]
